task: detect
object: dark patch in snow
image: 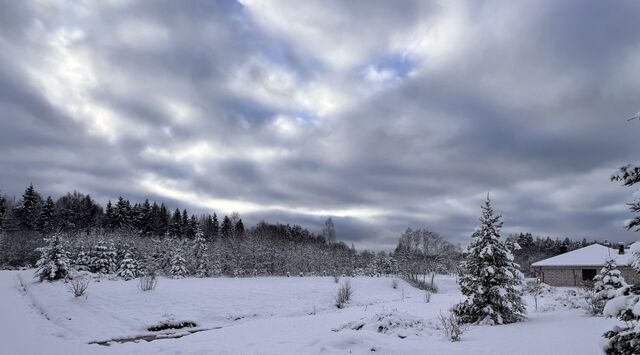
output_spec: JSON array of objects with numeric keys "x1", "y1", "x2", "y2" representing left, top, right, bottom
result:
[
  {"x1": 147, "y1": 321, "x2": 197, "y2": 332},
  {"x1": 89, "y1": 326, "x2": 221, "y2": 347}
]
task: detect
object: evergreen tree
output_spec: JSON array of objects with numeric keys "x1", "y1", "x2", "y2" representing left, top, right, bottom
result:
[
  {"x1": 141, "y1": 199, "x2": 153, "y2": 236},
  {"x1": 38, "y1": 196, "x2": 56, "y2": 234},
  {"x1": 114, "y1": 197, "x2": 132, "y2": 230},
  {"x1": 169, "y1": 208, "x2": 182, "y2": 238},
  {"x1": 15, "y1": 183, "x2": 43, "y2": 230},
  {"x1": 221, "y1": 215, "x2": 233, "y2": 239},
  {"x1": 193, "y1": 228, "x2": 209, "y2": 277},
  {"x1": 34, "y1": 235, "x2": 70, "y2": 281},
  {"x1": 157, "y1": 203, "x2": 170, "y2": 236},
  {"x1": 0, "y1": 194, "x2": 6, "y2": 231},
  {"x1": 181, "y1": 209, "x2": 189, "y2": 238},
  {"x1": 91, "y1": 240, "x2": 117, "y2": 274},
  {"x1": 603, "y1": 165, "x2": 640, "y2": 353},
  {"x1": 234, "y1": 219, "x2": 245, "y2": 238},
  {"x1": 170, "y1": 248, "x2": 188, "y2": 278},
  {"x1": 104, "y1": 200, "x2": 116, "y2": 231},
  {"x1": 212, "y1": 213, "x2": 219, "y2": 239},
  {"x1": 453, "y1": 196, "x2": 526, "y2": 325},
  {"x1": 185, "y1": 215, "x2": 198, "y2": 239},
  {"x1": 73, "y1": 245, "x2": 91, "y2": 272},
  {"x1": 591, "y1": 258, "x2": 626, "y2": 314},
  {"x1": 117, "y1": 251, "x2": 140, "y2": 280}
]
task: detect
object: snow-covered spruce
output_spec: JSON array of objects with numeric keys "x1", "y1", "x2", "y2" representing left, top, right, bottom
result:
[
  {"x1": 453, "y1": 196, "x2": 526, "y2": 325},
  {"x1": 72, "y1": 245, "x2": 91, "y2": 272},
  {"x1": 602, "y1": 244, "x2": 640, "y2": 353},
  {"x1": 90, "y1": 240, "x2": 118, "y2": 274},
  {"x1": 590, "y1": 258, "x2": 626, "y2": 314},
  {"x1": 34, "y1": 234, "x2": 71, "y2": 281},
  {"x1": 117, "y1": 251, "x2": 140, "y2": 281},
  {"x1": 192, "y1": 228, "x2": 209, "y2": 277},
  {"x1": 170, "y1": 248, "x2": 188, "y2": 279}
]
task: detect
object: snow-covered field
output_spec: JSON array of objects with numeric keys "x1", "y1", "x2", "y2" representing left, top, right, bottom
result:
[{"x1": 1, "y1": 271, "x2": 618, "y2": 355}]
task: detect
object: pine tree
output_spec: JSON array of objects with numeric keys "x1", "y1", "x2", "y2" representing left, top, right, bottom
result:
[
  {"x1": 73, "y1": 245, "x2": 91, "y2": 272},
  {"x1": 181, "y1": 209, "x2": 189, "y2": 238},
  {"x1": 0, "y1": 194, "x2": 7, "y2": 231},
  {"x1": 91, "y1": 240, "x2": 117, "y2": 274},
  {"x1": 453, "y1": 196, "x2": 526, "y2": 325},
  {"x1": 603, "y1": 165, "x2": 640, "y2": 353},
  {"x1": 193, "y1": 228, "x2": 209, "y2": 277},
  {"x1": 15, "y1": 183, "x2": 43, "y2": 230},
  {"x1": 595, "y1": 258, "x2": 626, "y2": 298},
  {"x1": 137, "y1": 199, "x2": 153, "y2": 237},
  {"x1": 186, "y1": 215, "x2": 198, "y2": 239},
  {"x1": 117, "y1": 251, "x2": 140, "y2": 280},
  {"x1": 234, "y1": 219, "x2": 245, "y2": 238},
  {"x1": 169, "y1": 208, "x2": 182, "y2": 238},
  {"x1": 34, "y1": 235, "x2": 70, "y2": 281},
  {"x1": 104, "y1": 200, "x2": 115, "y2": 231},
  {"x1": 157, "y1": 203, "x2": 170, "y2": 236},
  {"x1": 38, "y1": 196, "x2": 56, "y2": 234},
  {"x1": 211, "y1": 213, "x2": 219, "y2": 239},
  {"x1": 221, "y1": 215, "x2": 233, "y2": 239},
  {"x1": 114, "y1": 197, "x2": 132, "y2": 230},
  {"x1": 591, "y1": 258, "x2": 626, "y2": 314},
  {"x1": 170, "y1": 248, "x2": 188, "y2": 279}
]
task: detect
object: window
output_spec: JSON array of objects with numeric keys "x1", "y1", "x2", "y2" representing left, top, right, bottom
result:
[{"x1": 582, "y1": 269, "x2": 597, "y2": 281}]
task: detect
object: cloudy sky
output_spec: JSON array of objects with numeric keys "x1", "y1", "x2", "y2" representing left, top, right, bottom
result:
[{"x1": 1, "y1": 0, "x2": 640, "y2": 249}]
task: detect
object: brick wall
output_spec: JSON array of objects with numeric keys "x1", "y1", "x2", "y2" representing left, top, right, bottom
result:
[{"x1": 536, "y1": 266, "x2": 640, "y2": 287}]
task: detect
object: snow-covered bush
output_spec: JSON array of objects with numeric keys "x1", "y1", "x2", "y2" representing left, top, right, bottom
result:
[
  {"x1": 68, "y1": 275, "x2": 89, "y2": 297},
  {"x1": 603, "y1": 285, "x2": 640, "y2": 354},
  {"x1": 192, "y1": 229, "x2": 209, "y2": 278},
  {"x1": 117, "y1": 251, "x2": 139, "y2": 281},
  {"x1": 335, "y1": 279, "x2": 353, "y2": 308},
  {"x1": 438, "y1": 310, "x2": 467, "y2": 342},
  {"x1": 72, "y1": 246, "x2": 91, "y2": 272},
  {"x1": 34, "y1": 235, "x2": 70, "y2": 281},
  {"x1": 333, "y1": 311, "x2": 425, "y2": 338},
  {"x1": 139, "y1": 275, "x2": 157, "y2": 291},
  {"x1": 602, "y1": 244, "x2": 640, "y2": 353},
  {"x1": 170, "y1": 248, "x2": 188, "y2": 279},
  {"x1": 90, "y1": 240, "x2": 117, "y2": 274},
  {"x1": 588, "y1": 258, "x2": 627, "y2": 315},
  {"x1": 453, "y1": 197, "x2": 526, "y2": 325}
]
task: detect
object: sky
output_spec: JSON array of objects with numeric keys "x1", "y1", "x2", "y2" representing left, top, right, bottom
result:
[{"x1": 1, "y1": 0, "x2": 640, "y2": 250}]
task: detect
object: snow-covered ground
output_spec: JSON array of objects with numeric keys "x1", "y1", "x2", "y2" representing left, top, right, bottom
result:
[{"x1": 1, "y1": 271, "x2": 618, "y2": 355}]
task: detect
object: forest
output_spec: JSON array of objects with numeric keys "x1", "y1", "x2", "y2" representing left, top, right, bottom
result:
[{"x1": 0, "y1": 184, "x2": 590, "y2": 279}]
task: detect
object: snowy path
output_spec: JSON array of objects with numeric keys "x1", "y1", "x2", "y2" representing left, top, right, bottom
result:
[{"x1": 0, "y1": 270, "x2": 618, "y2": 354}]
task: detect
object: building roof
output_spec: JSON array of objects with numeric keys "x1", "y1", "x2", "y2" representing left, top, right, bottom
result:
[{"x1": 531, "y1": 243, "x2": 639, "y2": 267}]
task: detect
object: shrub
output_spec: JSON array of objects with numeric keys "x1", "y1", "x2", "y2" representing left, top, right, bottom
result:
[
  {"x1": 438, "y1": 310, "x2": 467, "y2": 342},
  {"x1": 67, "y1": 276, "x2": 89, "y2": 297},
  {"x1": 139, "y1": 275, "x2": 157, "y2": 292},
  {"x1": 583, "y1": 287, "x2": 604, "y2": 316},
  {"x1": 335, "y1": 279, "x2": 353, "y2": 308}
]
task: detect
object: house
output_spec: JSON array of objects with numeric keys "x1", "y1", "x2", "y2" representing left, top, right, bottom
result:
[{"x1": 531, "y1": 243, "x2": 640, "y2": 287}]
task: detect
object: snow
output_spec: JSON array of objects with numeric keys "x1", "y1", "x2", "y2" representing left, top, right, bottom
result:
[
  {"x1": 1, "y1": 270, "x2": 619, "y2": 354},
  {"x1": 532, "y1": 243, "x2": 639, "y2": 267}
]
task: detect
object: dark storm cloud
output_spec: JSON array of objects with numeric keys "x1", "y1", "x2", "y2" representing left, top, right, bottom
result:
[{"x1": 1, "y1": 0, "x2": 640, "y2": 249}]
